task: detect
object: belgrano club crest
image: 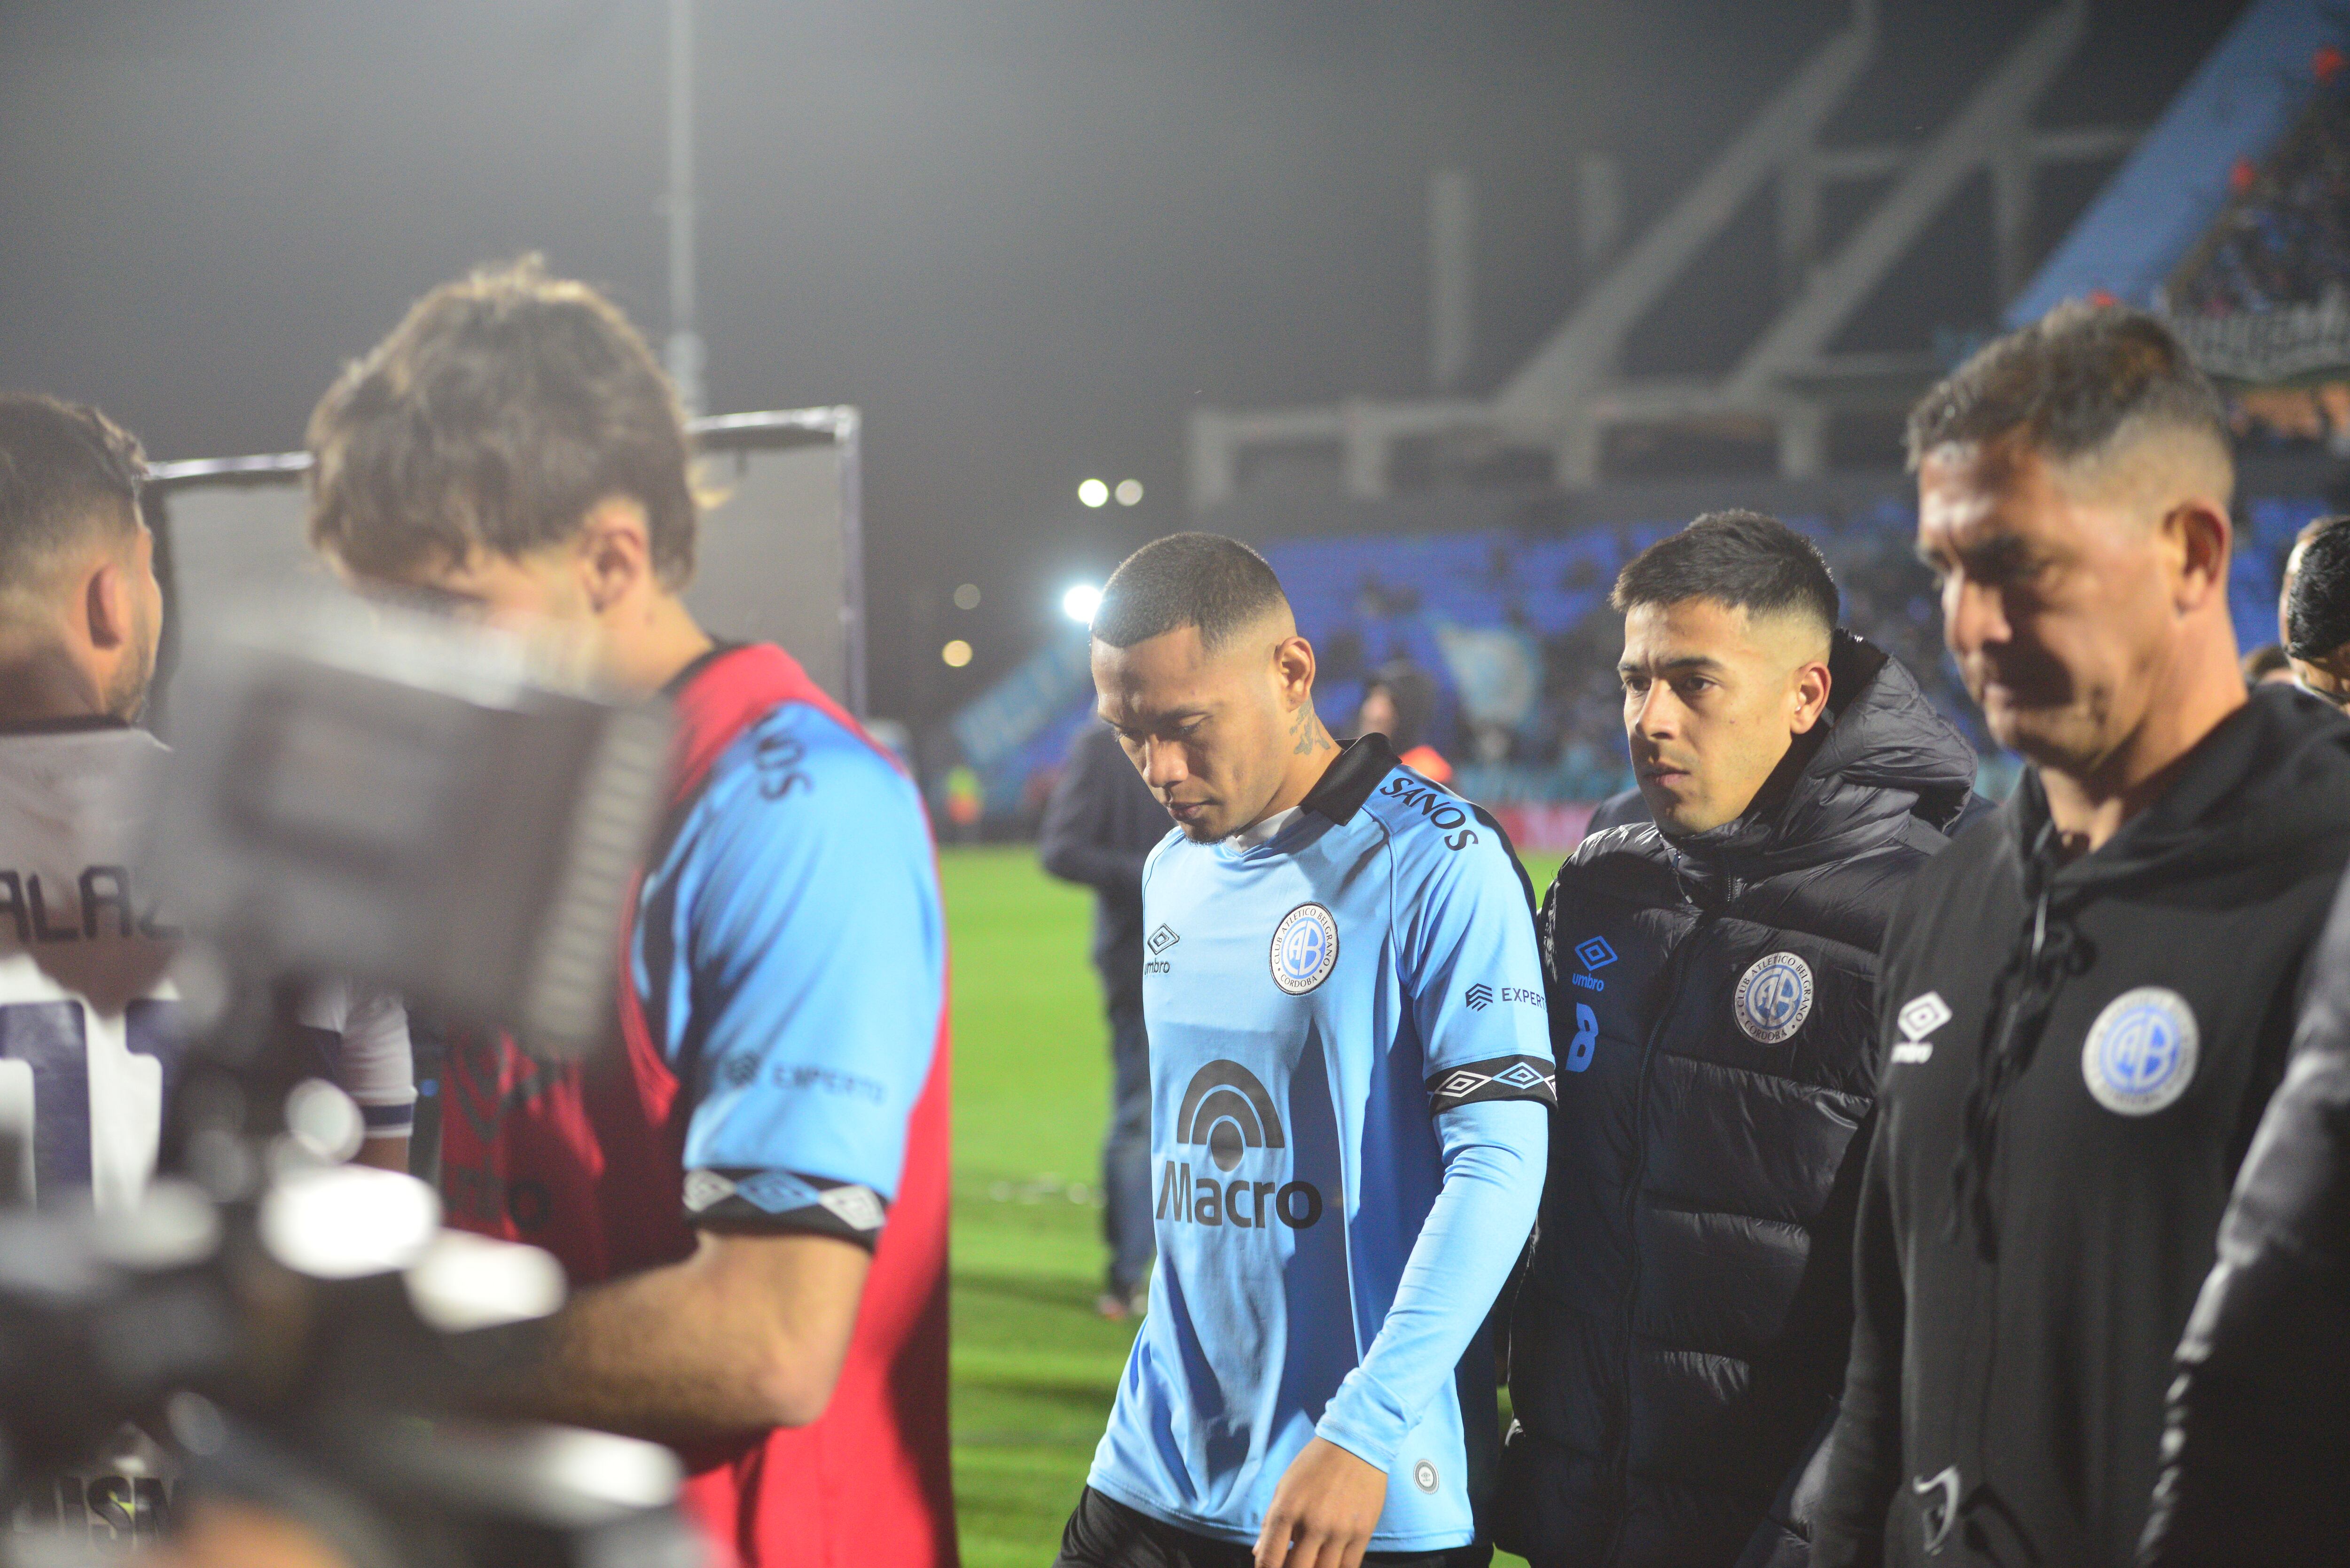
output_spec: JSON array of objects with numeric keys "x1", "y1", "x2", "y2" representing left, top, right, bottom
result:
[
  {"x1": 1270, "y1": 903, "x2": 1340, "y2": 995},
  {"x1": 1734, "y1": 951, "x2": 1814, "y2": 1045}
]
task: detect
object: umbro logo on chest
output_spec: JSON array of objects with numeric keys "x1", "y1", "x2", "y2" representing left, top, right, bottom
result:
[{"x1": 1890, "y1": 991, "x2": 1951, "y2": 1064}]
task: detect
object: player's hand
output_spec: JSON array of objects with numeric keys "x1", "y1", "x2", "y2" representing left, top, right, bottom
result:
[{"x1": 1253, "y1": 1436, "x2": 1387, "y2": 1568}]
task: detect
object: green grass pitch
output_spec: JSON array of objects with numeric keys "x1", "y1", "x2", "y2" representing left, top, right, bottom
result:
[{"x1": 942, "y1": 845, "x2": 1556, "y2": 1567}]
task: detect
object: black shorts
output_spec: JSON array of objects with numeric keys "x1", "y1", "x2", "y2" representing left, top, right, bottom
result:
[{"x1": 1053, "y1": 1487, "x2": 1493, "y2": 1568}]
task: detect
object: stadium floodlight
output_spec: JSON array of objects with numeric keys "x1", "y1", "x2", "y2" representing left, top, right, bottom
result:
[
  {"x1": 942, "y1": 639, "x2": 974, "y2": 668},
  {"x1": 1063, "y1": 584, "x2": 1104, "y2": 624},
  {"x1": 953, "y1": 583, "x2": 981, "y2": 610},
  {"x1": 1115, "y1": 479, "x2": 1144, "y2": 506},
  {"x1": 1078, "y1": 479, "x2": 1110, "y2": 508}
]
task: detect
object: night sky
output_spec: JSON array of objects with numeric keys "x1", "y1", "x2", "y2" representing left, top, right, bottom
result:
[{"x1": 0, "y1": 0, "x2": 2245, "y2": 725}]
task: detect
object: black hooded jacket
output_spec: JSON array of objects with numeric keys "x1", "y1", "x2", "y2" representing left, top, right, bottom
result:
[
  {"x1": 1497, "y1": 634, "x2": 1979, "y2": 1568},
  {"x1": 1040, "y1": 722, "x2": 1173, "y2": 1006},
  {"x1": 1813, "y1": 686, "x2": 2350, "y2": 1568},
  {"x1": 2139, "y1": 860, "x2": 2350, "y2": 1568}
]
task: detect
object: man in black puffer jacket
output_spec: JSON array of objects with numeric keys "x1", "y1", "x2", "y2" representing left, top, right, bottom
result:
[{"x1": 1496, "y1": 512, "x2": 1978, "y2": 1568}]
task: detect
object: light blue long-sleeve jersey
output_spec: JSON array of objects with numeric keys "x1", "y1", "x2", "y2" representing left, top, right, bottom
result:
[{"x1": 1086, "y1": 738, "x2": 1553, "y2": 1552}]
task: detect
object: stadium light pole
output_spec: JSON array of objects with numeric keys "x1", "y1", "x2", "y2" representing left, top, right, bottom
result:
[{"x1": 665, "y1": 0, "x2": 705, "y2": 415}]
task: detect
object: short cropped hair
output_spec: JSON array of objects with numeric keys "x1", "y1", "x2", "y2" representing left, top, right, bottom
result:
[
  {"x1": 1091, "y1": 532, "x2": 1289, "y2": 651},
  {"x1": 1906, "y1": 302, "x2": 2228, "y2": 473},
  {"x1": 0, "y1": 393, "x2": 146, "y2": 607},
  {"x1": 306, "y1": 256, "x2": 696, "y2": 584},
  {"x1": 2286, "y1": 514, "x2": 2350, "y2": 662},
  {"x1": 1611, "y1": 509, "x2": 1838, "y2": 638}
]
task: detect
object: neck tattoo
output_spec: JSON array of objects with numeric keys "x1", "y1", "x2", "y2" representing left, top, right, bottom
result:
[{"x1": 1289, "y1": 702, "x2": 1333, "y2": 757}]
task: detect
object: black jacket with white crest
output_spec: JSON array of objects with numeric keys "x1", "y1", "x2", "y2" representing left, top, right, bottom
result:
[{"x1": 1814, "y1": 686, "x2": 2350, "y2": 1568}]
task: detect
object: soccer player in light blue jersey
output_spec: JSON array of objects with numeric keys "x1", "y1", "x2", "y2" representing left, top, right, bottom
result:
[{"x1": 1057, "y1": 534, "x2": 1553, "y2": 1568}]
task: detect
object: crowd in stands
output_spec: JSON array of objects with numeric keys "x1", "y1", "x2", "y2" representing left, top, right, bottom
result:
[
  {"x1": 1267, "y1": 503, "x2": 1985, "y2": 805},
  {"x1": 2174, "y1": 47, "x2": 2350, "y2": 319},
  {"x1": 976, "y1": 487, "x2": 2319, "y2": 828}
]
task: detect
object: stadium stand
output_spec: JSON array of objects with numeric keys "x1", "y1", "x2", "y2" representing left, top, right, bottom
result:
[
  {"x1": 2168, "y1": 47, "x2": 2350, "y2": 449},
  {"x1": 940, "y1": 1, "x2": 2350, "y2": 848},
  {"x1": 956, "y1": 488, "x2": 2329, "y2": 846},
  {"x1": 2017, "y1": 0, "x2": 2350, "y2": 449},
  {"x1": 2170, "y1": 57, "x2": 2350, "y2": 321},
  {"x1": 2010, "y1": 0, "x2": 2344, "y2": 322}
]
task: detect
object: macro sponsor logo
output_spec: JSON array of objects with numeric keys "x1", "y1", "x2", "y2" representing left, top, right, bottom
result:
[
  {"x1": 1465, "y1": 983, "x2": 1494, "y2": 1010},
  {"x1": 1178, "y1": 1059, "x2": 1284, "y2": 1169},
  {"x1": 1376, "y1": 775, "x2": 1481, "y2": 851},
  {"x1": 1156, "y1": 1058, "x2": 1323, "y2": 1230}
]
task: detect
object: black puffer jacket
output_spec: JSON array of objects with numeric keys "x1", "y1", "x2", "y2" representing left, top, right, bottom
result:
[{"x1": 1496, "y1": 634, "x2": 1977, "y2": 1568}]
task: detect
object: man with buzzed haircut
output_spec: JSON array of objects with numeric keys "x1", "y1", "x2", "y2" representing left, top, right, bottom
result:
[
  {"x1": 1494, "y1": 512, "x2": 1977, "y2": 1568},
  {"x1": 1812, "y1": 305, "x2": 2350, "y2": 1568},
  {"x1": 0, "y1": 391, "x2": 415, "y2": 1199},
  {"x1": 2276, "y1": 512, "x2": 2350, "y2": 704},
  {"x1": 1059, "y1": 533, "x2": 1553, "y2": 1568}
]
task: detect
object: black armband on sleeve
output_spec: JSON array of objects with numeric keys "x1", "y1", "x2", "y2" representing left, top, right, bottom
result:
[
  {"x1": 682, "y1": 1167, "x2": 890, "y2": 1249},
  {"x1": 1427, "y1": 1055, "x2": 1557, "y2": 1114}
]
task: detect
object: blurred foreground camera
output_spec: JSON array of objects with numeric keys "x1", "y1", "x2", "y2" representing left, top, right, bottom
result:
[
  {"x1": 0, "y1": 599, "x2": 697, "y2": 1568},
  {"x1": 153, "y1": 598, "x2": 670, "y2": 1064}
]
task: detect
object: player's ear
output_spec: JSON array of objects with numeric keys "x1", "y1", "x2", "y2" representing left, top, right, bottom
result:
[
  {"x1": 577, "y1": 495, "x2": 654, "y2": 616},
  {"x1": 1273, "y1": 633, "x2": 1316, "y2": 706},
  {"x1": 2163, "y1": 496, "x2": 2232, "y2": 614},
  {"x1": 1789, "y1": 655, "x2": 1833, "y2": 735},
  {"x1": 82, "y1": 554, "x2": 133, "y2": 652}
]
